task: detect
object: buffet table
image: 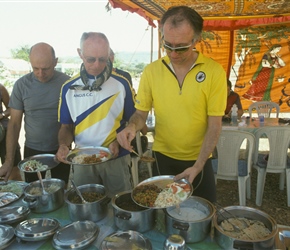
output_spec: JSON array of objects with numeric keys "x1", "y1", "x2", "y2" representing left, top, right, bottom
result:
[
  {"x1": 3, "y1": 197, "x2": 290, "y2": 250},
  {"x1": 5, "y1": 198, "x2": 222, "y2": 250}
]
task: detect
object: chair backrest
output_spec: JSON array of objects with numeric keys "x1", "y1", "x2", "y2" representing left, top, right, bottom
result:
[
  {"x1": 214, "y1": 130, "x2": 255, "y2": 179},
  {"x1": 253, "y1": 126, "x2": 290, "y2": 170},
  {"x1": 248, "y1": 101, "x2": 280, "y2": 118}
]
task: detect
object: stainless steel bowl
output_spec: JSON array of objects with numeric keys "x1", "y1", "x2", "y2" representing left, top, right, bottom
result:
[
  {"x1": 65, "y1": 183, "x2": 110, "y2": 222},
  {"x1": 163, "y1": 234, "x2": 186, "y2": 250},
  {"x1": 165, "y1": 196, "x2": 215, "y2": 243},
  {"x1": 213, "y1": 205, "x2": 278, "y2": 250},
  {"x1": 23, "y1": 178, "x2": 65, "y2": 213}
]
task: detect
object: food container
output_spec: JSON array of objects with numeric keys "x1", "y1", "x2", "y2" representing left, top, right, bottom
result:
[
  {"x1": 0, "y1": 224, "x2": 15, "y2": 249},
  {"x1": 163, "y1": 234, "x2": 186, "y2": 250},
  {"x1": 64, "y1": 183, "x2": 110, "y2": 222},
  {"x1": 213, "y1": 206, "x2": 278, "y2": 250},
  {"x1": 52, "y1": 220, "x2": 99, "y2": 250},
  {"x1": 165, "y1": 196, "x2": 215, "y2": 243},
  {"x1": 112, "y1": 191, "x2": 156, "y2": 232},
  {"x1": 100, "y1": 230, "x2": 152, "y2": 250},
  {"x1": 22, "y1": 178, "x2": 65, "y2": 213},
  {"x1": 0, "y1": 206, "x2": 30, "y2": 225},
  {"x1": 15, "y1": 218, "x2": 60, "y2": 241}
]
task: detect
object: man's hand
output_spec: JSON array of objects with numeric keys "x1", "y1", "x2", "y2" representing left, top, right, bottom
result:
[
  {"x1": 0, "y1": 162, "x2": 13, "y2": 182},
  {"x1": 56, "y1": 144, "x2": 70, "y2": 164},
  {"x1": 174, "y1": 164, "x2": 202, "y2": 184},
  {"x1": 117, "y1": 124, "x2": 136, "y2": 152},
  {"x1": 109, "y1": 140, "x2": 120, "y2": 158}
]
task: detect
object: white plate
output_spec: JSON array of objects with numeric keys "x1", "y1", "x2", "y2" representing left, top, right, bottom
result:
[{"x1": 132, "y1": 175, "x2": 193, "y2": 209}]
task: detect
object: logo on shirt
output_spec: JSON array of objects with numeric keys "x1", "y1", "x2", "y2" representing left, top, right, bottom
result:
[
  {"x1": 196, "y1": 71, "x2": 206, "y2": 83},
  {"x1": 74, "y1": 93, "x2": 93, "y2": 97}
]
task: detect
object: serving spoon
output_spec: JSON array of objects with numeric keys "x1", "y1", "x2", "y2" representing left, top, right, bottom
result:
[
  {"x1": 131, "y1": 150, "x2": 155, "y2": 163},
  {"x1": 71, "y1": 179, "x2": 88, "y2": 204},
  {"x1": 37, "y1": 171, "x2": 49, "y2": 195}
]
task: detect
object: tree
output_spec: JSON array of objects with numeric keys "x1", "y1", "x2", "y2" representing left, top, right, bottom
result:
[{"x1": 11, "y1": 45, "x2": 30, "y2": 61}]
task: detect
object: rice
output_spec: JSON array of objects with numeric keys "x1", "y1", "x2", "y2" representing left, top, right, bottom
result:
[
  {"x1": 28, "y1": 184, "x2": 61, "y2": 196},
  {"x1": 154, "y1": 189, "x2": 181, "y2": 208},
  {"x1": 72, "y1": 154, "x2": 90, "y2": 164}
]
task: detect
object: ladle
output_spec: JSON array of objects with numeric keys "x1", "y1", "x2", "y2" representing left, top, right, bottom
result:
[
  {"x1": 214, "y1": 203, "x2": 253, "y2": 239},
  {"x1": 37, "y1": 171, "x2": 49, "y2": 195},
  {"x1": 71, "y1": 179, "x2": 88, "y2": 204}
]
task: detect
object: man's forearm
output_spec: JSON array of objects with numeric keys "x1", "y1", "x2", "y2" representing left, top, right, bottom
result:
[{"x1": 128, "y1": 112, "x2": 146, "y2": 132}]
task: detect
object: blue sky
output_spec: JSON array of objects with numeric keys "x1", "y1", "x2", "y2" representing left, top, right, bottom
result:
[{"x1": 0, "y1": 1, "x2": 159, "y2": 57}]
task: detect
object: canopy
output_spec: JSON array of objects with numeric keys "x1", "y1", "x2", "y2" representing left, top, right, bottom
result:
[{"x1": 109, "y1": 0, "x2": 290, "y2": 112}]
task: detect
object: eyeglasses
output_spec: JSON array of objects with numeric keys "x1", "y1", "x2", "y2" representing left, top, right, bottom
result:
[
  {"x1": 83, "y1": 56, "x2": 108, "y2": 64},
  {"x1": 163, "y1": 41, "x2": 194, "y2": 54}
]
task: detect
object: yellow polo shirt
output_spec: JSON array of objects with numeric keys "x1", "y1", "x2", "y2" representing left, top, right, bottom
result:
[{"x1": 135, "y1": 52, "x2": 227, "y2": 160}]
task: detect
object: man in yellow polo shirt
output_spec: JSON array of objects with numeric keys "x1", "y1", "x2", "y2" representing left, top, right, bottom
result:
[{"x1": 117, "y1": 6, "x2": 226, "y2": 202}]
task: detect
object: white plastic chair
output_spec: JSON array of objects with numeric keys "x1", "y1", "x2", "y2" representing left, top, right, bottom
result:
[
  {"x1": 253, "y1": 126, "x2": 290, "y2": 207},
  {"x1": 211, "y1": 130, "x2": 255, "y2": 206},
  {"x1": 248, "y1": 101, "x2": 280, "y2": 118}
]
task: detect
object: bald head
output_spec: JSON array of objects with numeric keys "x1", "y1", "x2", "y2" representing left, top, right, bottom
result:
[{"x1": 29, "y1": 42, "x2": 58, "y2": 83}]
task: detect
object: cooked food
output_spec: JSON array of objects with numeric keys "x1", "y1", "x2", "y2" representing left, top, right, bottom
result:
[
  {"x1": 22, "y1": 160, "x2": 48, "y2": 172},
  {"x1": 68, "y1": 191, "x2": 105, "y2": 204},
  {"x1": 0, "y1": 182, "x2": 23, "y2": 196},
  {"x1": 133, "y1": 184, "x2": 162, "y2": 207},
  {"x1": 133, "y1": 182, "x2": 191, "y2": 208},
  {"x1": 140, "y1": 156, "x2": 155, "y2": 163},
  {"x1": 72, "y1": 150, "x2": 109, "y2": 164},
  {"x1": 0, "y1": 192, "x2": 19, "y2": 206},
  {"x1": 220, "y1": 217, "x2": 271, "y2": 240},
  {"x1": 28, "y1": 184, "x2": 61, "y2": 196},
  {"x1": 154, "y1": 182, "x2": 191, "y2": 208},
  {"x1": 168, "y1": 207, "x2": 207, "y2": 221},
  {"x1": 117, "y1": 199, "x2": 146, "y2": 211}
]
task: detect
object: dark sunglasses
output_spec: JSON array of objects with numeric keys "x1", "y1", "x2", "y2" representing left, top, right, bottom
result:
[
  {"x1": 163, "y1": 41, "x2": 194, "y2": 54},
  {"x1": 83, "y1": 56, "x2": 108, "y2": 64}
]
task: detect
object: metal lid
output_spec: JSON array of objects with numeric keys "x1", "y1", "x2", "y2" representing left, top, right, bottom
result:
[
  {"x1": 52, "y1": 220, "x2": 99, "y2": 249},
  {"x1": 0, "y1": 224, "x2": 15, "y2": 249},
  {"x1": 100, "y1": 230, "x2": 152, "y2": 250},
  {"x1": 15, "y1": 218, "x2": 60, "y2": 241},
  {"x1": 0, "y1": 206, "x2": 30, "y2": 224}
]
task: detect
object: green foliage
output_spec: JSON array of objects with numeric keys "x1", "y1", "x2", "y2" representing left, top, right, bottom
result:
[
  {"x1": 11, "y1": 45, "x2": 30, "y2": 61},
  {"x1": 113, "y1": 54, "x2": 147, "y2": 77},
  {"x1": 0, "y1": 66, "x2": 14, "y2": 90}
]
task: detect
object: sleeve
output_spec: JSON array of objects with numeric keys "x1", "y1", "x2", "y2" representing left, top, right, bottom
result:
[{"x1": 8, "y1": 80, "x2": 24, "y2": 110}]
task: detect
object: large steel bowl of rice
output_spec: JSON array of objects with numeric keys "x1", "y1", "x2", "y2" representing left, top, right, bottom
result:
[
  {"x1": 23, "y1": 178, "x2": 65, "y2": 213},
  {"x1": 213, "y1": 206, "x2": 278, "y2": 250}
]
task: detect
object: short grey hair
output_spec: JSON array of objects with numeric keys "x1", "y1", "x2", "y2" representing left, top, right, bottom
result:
[{"x1": 80, "y1": 32, "x2": 110, "y2": 51}]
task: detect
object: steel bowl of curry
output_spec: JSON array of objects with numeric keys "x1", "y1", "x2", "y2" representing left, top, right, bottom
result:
[{"x1": 64, "y1": 183, "x2": 111, "y2": 222}]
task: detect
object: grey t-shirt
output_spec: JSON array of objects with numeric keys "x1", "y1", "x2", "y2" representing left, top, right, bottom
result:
[{"x1": 9, "y1": 71, "x2": 70, "y2": 151}]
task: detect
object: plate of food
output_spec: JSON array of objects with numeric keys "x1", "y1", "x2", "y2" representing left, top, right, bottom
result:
[
  {"x1": 0, "y1": 181, "x2": 28, "y2": 207},
  {"x1": 66, "y1": 146, "x2": 112, "y2": 165},
  {"x1": 132, "y1": 175, "x2": 193, "y2": 209},
  {"x1": 18, "y1": 154, "x2": 59, "y2": 173}
]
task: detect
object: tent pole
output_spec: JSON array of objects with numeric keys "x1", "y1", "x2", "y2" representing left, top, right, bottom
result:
[{"x1": 150, "y1": 26, "x2": 153, "y2": 63}]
